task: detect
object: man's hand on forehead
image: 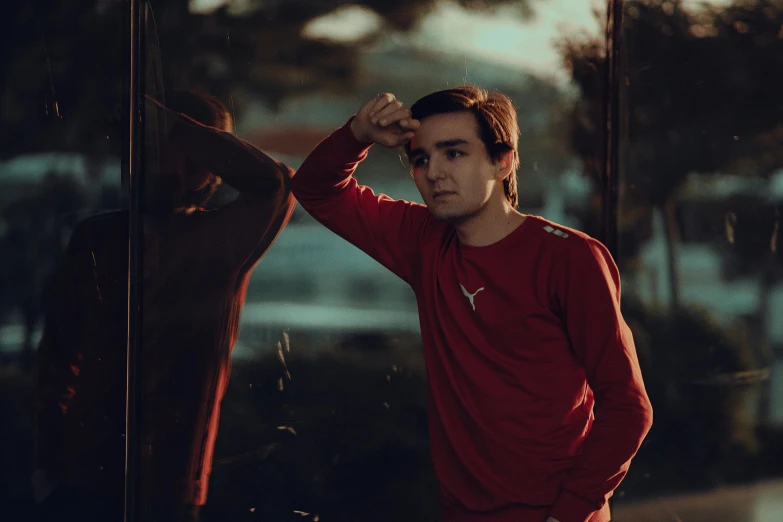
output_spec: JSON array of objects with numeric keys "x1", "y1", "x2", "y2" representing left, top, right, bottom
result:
[
  {"x1": 368, "y1": 93, "x2": 406, "y2": 125},
  {"x1": 350, "y1": 92, "x2": 420, "y2": 148}
]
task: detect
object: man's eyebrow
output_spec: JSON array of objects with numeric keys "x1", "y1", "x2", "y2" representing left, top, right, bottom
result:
[
  {"x1": 409, "y1": 138, "x2": 470, "y2": 158},
  {"x1": 435, "y1": 138, "x2": 470, "y2": 148}
]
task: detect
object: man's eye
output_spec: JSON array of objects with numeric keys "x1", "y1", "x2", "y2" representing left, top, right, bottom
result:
[{"x1": 447, "y1": 150, "x2": 463, "y2": 159}]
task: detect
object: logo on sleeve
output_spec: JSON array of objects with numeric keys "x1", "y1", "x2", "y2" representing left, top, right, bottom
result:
[
  {"x1": 459, "y1": 283, "x2": 484, "y2": 312},
  {"x1": 543, "y1": 225, "x2": 569, "y2": 238}
]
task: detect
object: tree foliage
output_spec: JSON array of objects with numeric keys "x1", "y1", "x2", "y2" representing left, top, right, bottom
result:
[
  {"x1": 0, "y1": 0, "x2": 535, "y2": 159},
  {"x1": 562, "y1": 0, "x2": 783, "y2": 207}
]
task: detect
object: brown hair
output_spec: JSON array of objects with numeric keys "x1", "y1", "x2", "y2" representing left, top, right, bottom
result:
[{"x1": 405, "y1": 85, "x2": 520, "y2": 208}]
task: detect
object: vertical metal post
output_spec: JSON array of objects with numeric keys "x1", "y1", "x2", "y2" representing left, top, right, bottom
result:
[
  {"x1": 125, "y1": 0, "x2": 144, "y2": 520},
  {"x1": 604, "y1": 0, "x2": 624, "y2": 511},
  {"x1": 603, "y1": 0, "x2": 623, "y2": 257}
]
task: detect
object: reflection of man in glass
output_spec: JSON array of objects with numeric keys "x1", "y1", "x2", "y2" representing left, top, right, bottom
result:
[
  {"x1": 291, "y1": 86, "x2": 653, "y2": 522},
  {"x1": 33, "y1": 90, "x2": 295, "y2": 522}
]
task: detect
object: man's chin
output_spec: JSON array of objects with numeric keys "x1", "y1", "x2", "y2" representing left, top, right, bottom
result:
[{"x1": 428, "y1": 208, "x2": 462, "y2": 223}]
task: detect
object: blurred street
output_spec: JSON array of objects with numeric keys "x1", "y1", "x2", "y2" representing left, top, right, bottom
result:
[{"x1": 614, "y1": 480, "x2": 783, "y2": 522}]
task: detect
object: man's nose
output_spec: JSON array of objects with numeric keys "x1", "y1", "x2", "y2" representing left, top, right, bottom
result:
[{"x1": 426, "y1": 158, "x2": 446, "y2": 182}]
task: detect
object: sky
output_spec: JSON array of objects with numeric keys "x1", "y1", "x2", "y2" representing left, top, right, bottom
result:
[{"x1": 404, "y1": 1, "x2": 603, "y2": 84}]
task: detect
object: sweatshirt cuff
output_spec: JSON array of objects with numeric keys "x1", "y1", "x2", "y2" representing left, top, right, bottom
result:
[
  {"x1": 332, "y1": 117, "x2": 373, "y2": 162},
  {"x1": 549, "y1": 489, "x2": 600, "y2": 522}
]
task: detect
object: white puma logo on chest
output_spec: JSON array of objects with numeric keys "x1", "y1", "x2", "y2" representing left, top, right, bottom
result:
[{"x1": 459, "y1": 283, "x2": 484, "y2": 311}]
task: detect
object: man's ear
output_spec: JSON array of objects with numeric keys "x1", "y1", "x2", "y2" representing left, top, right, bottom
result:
[{"x1": 494, "y1": 150, "x2": 514, "y2": 181}]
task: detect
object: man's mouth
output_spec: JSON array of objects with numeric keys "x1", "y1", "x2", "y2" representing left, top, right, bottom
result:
[{"x1": 433, "y1": 190, "x2": 455, "y2": 199}]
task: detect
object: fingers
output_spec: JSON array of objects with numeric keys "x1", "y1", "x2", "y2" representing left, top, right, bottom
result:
[
  {"x1": 358, "y1": 95, "x2": 383, "y2": 116},
  {"x1": 368, "y1": 92, "x2": 397, "y2": 118},
  {"x1": 363, "y1": 92, "x2": 420, "y2": 127},
  {"x1": 374, "y1": 108, "x2": 418, "y2": 129},
  {"x1": 371, "y1": 99, "x2": 403, "y2": 124},
  {"x1": 379, "y1": 131, "x2": 415, "y2": 148},
  {"x1": 356, "y1": 92, "x2": 419, "y2": 148},
  {"x1": 399, "y1": 117, "x2": 420, "y2": 130}
]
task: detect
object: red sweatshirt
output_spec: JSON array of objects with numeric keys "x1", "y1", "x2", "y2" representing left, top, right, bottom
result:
[{"x1": 291, "y1": 121, "x2": 653, "y2": 522}]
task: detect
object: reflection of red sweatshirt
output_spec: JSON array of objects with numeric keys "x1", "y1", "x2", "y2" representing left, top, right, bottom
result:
[
  {"x1": 35, "y1": 127, "x2": 295, "y2": 508},
  {"x1": 291, "y1": 121, "x2": 653, "y2": 522}
]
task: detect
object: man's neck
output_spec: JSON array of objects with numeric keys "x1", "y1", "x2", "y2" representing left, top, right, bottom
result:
[{"x1": 454, "y1": 204, "x2": 526, "y2": 247}]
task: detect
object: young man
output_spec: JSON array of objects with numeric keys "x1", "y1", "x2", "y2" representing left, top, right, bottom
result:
[
  {"x1": 290, "y1": 86, "x2": 653, "y2": 522},
  {"x1": 33, "y1": 90, "x2": 295, "y2": 521}
]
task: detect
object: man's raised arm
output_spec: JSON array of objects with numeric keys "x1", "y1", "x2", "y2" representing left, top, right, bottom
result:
[{"x1": 290, "y1": 93, "x2": 430, "y2": 285}]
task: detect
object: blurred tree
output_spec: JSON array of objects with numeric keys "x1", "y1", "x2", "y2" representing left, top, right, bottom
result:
[
  {"x1": 146, "y1": 0, "x2": 541, "y2": 109},
  {"x1": 561, "y1": 0, "x2": 783, "y2": 310},
  {"x1": 0, "y1": 0, "x2": 538, "y2": 160},
  {"x1": 0, "y1": 0, "x2": 124, "y2": 160}
]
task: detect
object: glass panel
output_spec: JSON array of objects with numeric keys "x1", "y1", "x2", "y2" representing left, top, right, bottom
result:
[
  {"x1": 568, "y1": 0, "x2": 783, "y2": 518},
  {"x1": 0, "y1": 1, "x2": 127, "y2": 520},
  {"x1": 136, "y1": 1, "x2": 608, "y2": 521}
]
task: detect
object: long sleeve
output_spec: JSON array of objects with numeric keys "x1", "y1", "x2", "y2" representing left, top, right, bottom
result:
[
  {"x1": 179, "y1": 121, "x2": 296, "y2": 269},
  {"x1": 290, "y1": 119, "x2": 431, "y2": 285},
  {"x1": 549, "y1": 238, "x2": 653, "y2": 522}
]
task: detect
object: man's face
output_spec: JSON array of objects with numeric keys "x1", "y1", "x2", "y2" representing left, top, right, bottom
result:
[{"x1": 409, "y1": 111, "x2": 508, "y2": 223}]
